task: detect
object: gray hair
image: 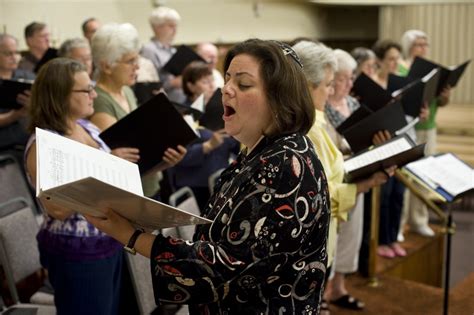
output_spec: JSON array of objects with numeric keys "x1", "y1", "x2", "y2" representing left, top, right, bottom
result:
[
  {"x1": 350, "y1": 47, "x2": 375, "y2": 66},
  {"x1": 91, "y1": 23, "x2": 140, "y2": 68},
  {"x1": 149, "y1": 7, "x2": 181, "y2": 26},
  {"x1": 401, "y1": 29, "x2": 428, "y2": 58},
  {"x1": 333, "y1": 49, "x2": 357, "y2": 73},
  {"x1": 292, "y1": 40, "x2": 336, "y2": 86},
  {"x1": 58, "y1": 38, "x2": 89, "y2": 58},
  {"x1": 0, "y1": 33, "x2": 18, "y2": 46}
]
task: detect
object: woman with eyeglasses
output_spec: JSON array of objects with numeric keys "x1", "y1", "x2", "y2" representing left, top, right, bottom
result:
[
  {"x1": 89, "y1": 23, "x2": 186, "y2": 199},
  {"x1": 24, "y1": 58, "x2": 127, "y2": 315}
]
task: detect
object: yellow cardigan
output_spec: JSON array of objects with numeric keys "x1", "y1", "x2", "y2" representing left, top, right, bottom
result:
[{"x1": 307, "y1": 109, "x2": 357, "y2": 266}]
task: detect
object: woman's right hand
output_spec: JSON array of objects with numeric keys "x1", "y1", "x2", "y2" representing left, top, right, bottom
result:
[
  {"x1": 111, "y1": 147, "x2": 140, "y2": 163},
  {"x1": 356, "y1": 165, "x2": 397, "y2": 193},
  {"x1": 203, "y1": 129, "x2": 227, "y2": 154}
]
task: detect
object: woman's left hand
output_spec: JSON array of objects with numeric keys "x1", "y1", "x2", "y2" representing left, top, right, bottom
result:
[{"x1": 84, "y1": 208, "x2": 135, "y2": 245}]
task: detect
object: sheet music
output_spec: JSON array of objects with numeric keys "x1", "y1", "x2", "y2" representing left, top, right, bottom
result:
[
  {"x1": 36, "y1": 128, "x2": 143, "y2": 196},
  {"x1": 344, "y1": 137, "x2": 412, "y2": 173}
]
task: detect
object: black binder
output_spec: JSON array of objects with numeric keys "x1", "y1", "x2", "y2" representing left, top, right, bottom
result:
[
  {"x1": 132, "y1": 82, "x2": 163, "y2": 106},
  {"x1": 351, "y1": 73, "x2": 393, "y2": 111},
  {"x1": 342, "y1": 100, "x2": 408, "y2": 154},
  {"x1": 408, "y1": 57, "x2": 470, "y2": 95},
  {"x1": 199, "y1": 89, "x2": 224, "y2": 131},
  {"x1": 162, "y1": 45, "x2": 206, "y2": 76},
  {"x1": 99, "y1": 93, "x2": 199, "y2": 175},
  {"x1": 335, "y1": 104, "x2": 373, "y2": 135},
  {"x1": 388, "y1": 68, "x2": 441, "y2": 117},
  {"x1": 0, "y1": 79, "x2": 33, "y2": 109},
  {"x1": 344, "y1": 134, "x2": 425, "y2": 183},
  {"x1": 33, "y1": 48, "x2": 58, "y2": 73}
]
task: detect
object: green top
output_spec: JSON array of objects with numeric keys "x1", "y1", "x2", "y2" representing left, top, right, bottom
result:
[
  {"x1": 93, "y1": 85, "x2": 138, "y2": 120},
  {"x1": 93, "y1": 85, "x2": 161, "y2": 197},
  {"x1": 398, "y1": 62, "x2": 437, "y2": 130}
]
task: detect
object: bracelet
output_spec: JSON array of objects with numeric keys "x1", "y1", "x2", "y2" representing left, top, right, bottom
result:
[{"x1": 124, "y1": 228, "x2": 145, "y2": 255}]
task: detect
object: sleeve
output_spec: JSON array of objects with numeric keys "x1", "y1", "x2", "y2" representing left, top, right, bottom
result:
[
  {"x1": 150, "y1": 145, "x2": 327, "y2": 305},
  {"x1": 328, "y1": 181, "x2": 357, "y2": 222},
  {"x1": 140, "y1": 44, "x2": 161, "y2": 71}
]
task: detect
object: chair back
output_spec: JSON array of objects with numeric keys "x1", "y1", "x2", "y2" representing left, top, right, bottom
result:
[
  {"x1": 125, "y1": 252, "x2": 157, "y2": 315},
  {"x1": 167, "y1": 187, "x2": 201, "y2": 240}
]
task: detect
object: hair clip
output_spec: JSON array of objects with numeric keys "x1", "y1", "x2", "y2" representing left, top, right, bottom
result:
[{"x1": 272, "y1": 41, "x2": 303, "y2": 69}]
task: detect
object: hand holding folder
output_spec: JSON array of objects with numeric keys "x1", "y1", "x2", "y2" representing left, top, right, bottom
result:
[
  {"x1": 35, "y1": 128, "x2": 211, "y2": 229},
  {"x1": 0, "y1": 79, "x2": 33, "y2": 109}
]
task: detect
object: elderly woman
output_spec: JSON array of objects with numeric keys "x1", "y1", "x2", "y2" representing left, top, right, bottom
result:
[
  {"x1": 0, "y1": 34, "x2": 34, "y2": 157},
  {"x1": 398, "y1": 30, "x2": 451, "y2": 239},
  {"x1": 58, "y1": 37, "x2": 93, "y2": 77},
  {"x1": 141, "y1": 6, "x2": 185, "y2": 103},
  {"x1": 293, "y1": 41, "x2": 392, "y2": 313},
  {"x1": 90, "y1": 23, "x2": 185, "y2": 198},
  {"x1": 86, "y1": 39, "x2": 330, "y2": 314},
  {"x1": 25, "y1": 58, "x2": 124, "y2": 315},
  {"x1": 350, "y1": 47, "x2": 377, "y2": 78}
]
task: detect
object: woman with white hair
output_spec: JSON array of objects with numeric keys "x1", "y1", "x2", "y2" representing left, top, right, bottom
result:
[
  {"x1": 293, "y1": 41, "x2": 393, "y2": 313},
  {"x1": 141, "y1": 6, "x2": 185, "y2": 103},
  {"x1": 90, "y1": 23, "x2": 186, "y2": 199},
  {"x1": 350, "y1": 47, "x2": 377, "y2": 78},
  {"x1": 397, "y1": 30, "x2": 451, "y2": 239}
]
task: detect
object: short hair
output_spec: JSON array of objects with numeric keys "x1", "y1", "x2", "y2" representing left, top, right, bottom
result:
[
  {"x1": 91, "y1": 23, "x2": 140, "y2": 69},
  {"x1": 224, "y1": 39, "x2": 315, "y2": 136},
  {"x1": 24, "y1": 22, "x2": 46, "y2": 39},
  {"x1": 82, "y1": 18, "x2": 97, "y2": 34},
  {"x1": 182, "y1": 61, "x2": 213, "y2": 98},
  {"x1": 149, "y1": 7, "x2": 181, "y2": 26},
  {"x1": 401, "y1": 29, "x2": 428, "y2": 58},
  {"x1": 292, "y1": 40, "x2": 337, "y2": 86},
  {"x1": 350, "y1": 47, "x2": 376, "y2": 66},
  {"x1": 0, "y1": 33, "x2": 18, "y2": 46},
  {"x1": 333, "y1": 49, "x2": 357, "y2": 73},
  {"x1": 372, "y1": 39, "x2": 402, "y2": 60},
  {"x1": 58, "y1": 38, "x2": 90, "y2": 58},
  {"x1": 29, "y1": 58, "x2": 87, "y2": 134}
]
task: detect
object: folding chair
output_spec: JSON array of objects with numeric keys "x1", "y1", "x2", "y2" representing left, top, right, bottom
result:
[
  {"x1": 125, "y1": 252, "x2": 157, "y2": 315},
  {"x1": 0, "y1": 154, "x2": 38, "y2": 215},
  {"x1": 0, "y1": 198, "x2": 54, "y2": 307},
  {"x1": 167, "y1": 187, "x2": 201, "y2": 241}
]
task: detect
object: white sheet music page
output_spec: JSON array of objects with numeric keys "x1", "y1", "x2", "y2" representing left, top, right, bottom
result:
[
  {"x1": 35, "y1": 127, "x2": 143, "y2": 196},
  {"x1": 426, "y1": 153, "x2": 474, "y2": 196},
  {"x1": 344, "y1": 137, "x2": 412, "y2": 173}
]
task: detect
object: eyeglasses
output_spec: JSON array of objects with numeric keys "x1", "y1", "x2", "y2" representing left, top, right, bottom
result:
[
  {"x1": 72, "y1": 83, "x2": 96, "y2": 96},
  {"x1": 0, "y1": 50, "x2": 21, "y2": 57}
]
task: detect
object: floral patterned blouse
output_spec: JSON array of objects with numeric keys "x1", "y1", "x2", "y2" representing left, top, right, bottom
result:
[{"x1": 150, "y1": 133, "x2": 330, "y2": 314}]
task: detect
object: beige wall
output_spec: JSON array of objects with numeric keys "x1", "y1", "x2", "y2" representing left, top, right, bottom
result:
[
  {"x1": 0, "y1": 0, "x2": 323, "y2": 49},
  {"x1": 380, "y1": 3, "x2": 474, "y2": 104}
]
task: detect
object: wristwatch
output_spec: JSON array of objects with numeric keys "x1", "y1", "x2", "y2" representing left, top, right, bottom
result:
[{"x1": 124, "y1": 228, "x2": 145, "y2": 255}]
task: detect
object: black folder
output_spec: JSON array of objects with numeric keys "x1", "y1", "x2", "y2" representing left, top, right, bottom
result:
[
  {"x1": 342, "y1": 100, "x2": 408, "y2": 154},
  {"x1": 388, "y1": 68, "x2": 441, "y2": 117},
  {"x1": 344, "y1": 134, "x2": 425, "y2": 183},
  {"x1": 408, "y1": 57, "x2": 470, "y2": 95},
  {"x1": 335, "y1": 104, "x2": 373, "y2": 135},
  {"x1": 351, "y1": 73, "x2": 393, "y2": 111},
  {"x1": 0, "y1": 79, "x2": 33, "y2": 109},
  {"x1": 132, "y1": 82, "x2": 163, "y2": 106},
  {"x1": 34, "y1": 48, "x2": 58, "y2": 73},
  {"x1": 199, "y1": 89, "x2": 224, "y2": 131},
  {"x1": 99, "y1": 93, "x2": 199, "y2": 175},
  {"x1": 162, "y1": 45, "x2": 206, "y2": 76}
]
